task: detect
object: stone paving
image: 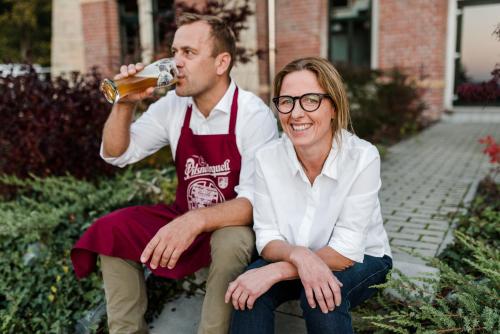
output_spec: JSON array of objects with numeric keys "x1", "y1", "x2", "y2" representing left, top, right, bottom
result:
[
  {"x1": 382, "y1": 119, "x2": 499, "y2": 275},
  {"x1": 150, "y1": 111, "x2": 500, "y2": 333}
]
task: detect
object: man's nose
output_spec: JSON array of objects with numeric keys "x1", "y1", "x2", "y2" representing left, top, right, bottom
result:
[{"x1": 174, "y1": 55, "x2": 183, "y2": 67}]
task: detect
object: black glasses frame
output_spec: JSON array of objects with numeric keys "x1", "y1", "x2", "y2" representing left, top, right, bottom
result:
[{"x1": 272, "y1": 93, "x2": 331, "y2": 114}]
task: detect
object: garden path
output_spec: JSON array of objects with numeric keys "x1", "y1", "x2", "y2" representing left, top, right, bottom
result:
[{"x1": 149, "y1": 108, "x2": 500, "y2": 334}]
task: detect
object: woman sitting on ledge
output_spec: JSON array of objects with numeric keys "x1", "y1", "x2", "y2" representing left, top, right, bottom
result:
[{"x1": 225, "y1": 57, "x2": 392, "y2": 334}]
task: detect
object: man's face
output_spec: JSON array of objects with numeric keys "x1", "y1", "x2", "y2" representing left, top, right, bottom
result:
[{"x1": 171, "y1": 21, "x2": 219, "y2": 98}]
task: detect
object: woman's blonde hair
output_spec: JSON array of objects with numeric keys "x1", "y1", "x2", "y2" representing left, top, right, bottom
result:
[{"x1": 273, "y1": 57, "x2": 352, "y2": 140}]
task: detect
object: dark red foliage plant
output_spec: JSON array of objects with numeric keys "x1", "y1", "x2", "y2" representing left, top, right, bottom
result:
[
  {"x1": 457, "y1": 66, "x2": 500, "y2": 103},
  {"x1": 0, "y1": 65, "x2": 118, "y2": 180}
]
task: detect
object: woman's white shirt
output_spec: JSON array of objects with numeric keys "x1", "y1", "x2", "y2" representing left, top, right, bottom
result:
[{"x1": 253, "y1": 130, "x2": 391, "y2": 263}]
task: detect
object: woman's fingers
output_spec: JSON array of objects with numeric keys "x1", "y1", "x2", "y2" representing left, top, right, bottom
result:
[
  {"x1": 333, "y1": 274, "x2": 343, "y2": 287},
  {"x1": 304, "y1": 286, "x2": 316, "y2": 309},
  {"x1": 238, "y1": 291, "x2": 249, "y2": 310},
  {"x1": 313, "y1": 286, "x2": 329, "y2": 314},
  {"x1": 328, "y1": 277, "x2": 342, "y2": 307},
  {"x1": 231, "y1": 286, "x2": 243, "y2": 310},
  {"x1": 225, "y1": 281, "x2": 237, "y2": 304},
  {"x1": 246, "y1": 295, "x2": 257, "y2": 310},
  {"x1": 321, "y1": 284, "x2": 335, "y2": 311}
]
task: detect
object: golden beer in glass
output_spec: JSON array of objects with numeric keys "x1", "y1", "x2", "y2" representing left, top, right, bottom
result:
[{"x1": 100, "y1": 58, "x2": 178, "y2": 104}]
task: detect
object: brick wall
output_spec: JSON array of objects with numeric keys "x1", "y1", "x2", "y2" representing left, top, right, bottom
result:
[
  {"x1": 256, "y1": 0, "x2": 270, "y2": 101},
  {"x1": 275, "y1": 0, "x2": 327, "y2": 72},
  {"x1": 378, "y1": 0, "x2": 449, "y2": 120},
  {"x1": 81, "y1": 0, "x2": 121, "y2": 76}
]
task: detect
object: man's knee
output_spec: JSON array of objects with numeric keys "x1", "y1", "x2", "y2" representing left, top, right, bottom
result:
[{"x1": 210, "y1": 226, "x2": 255, "y2": 269}]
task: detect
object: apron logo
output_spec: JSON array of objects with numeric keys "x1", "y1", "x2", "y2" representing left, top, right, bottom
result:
[
  {"x1": 187, "y1": 178, "x2": 225, "y2": 210},
  {"x1": 217, "y1": 176, "x2": 229, "y2": 189},
  {"x1": 184, "y1": 155, "x2": 231, "y2": 180}
]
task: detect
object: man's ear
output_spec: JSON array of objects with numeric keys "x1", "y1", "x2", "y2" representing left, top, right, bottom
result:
[{"x1": 215, "y1": 52, "x2": 231, "y2": 75}]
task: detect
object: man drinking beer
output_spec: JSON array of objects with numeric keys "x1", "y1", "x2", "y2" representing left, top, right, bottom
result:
[{"x1": 71, "y1": 13, "x2": 278, "y2": 334}]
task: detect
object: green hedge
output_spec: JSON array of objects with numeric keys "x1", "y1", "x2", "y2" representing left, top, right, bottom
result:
[{"x1": 0, "y1": 168, "x2": 180, "y2": 333}]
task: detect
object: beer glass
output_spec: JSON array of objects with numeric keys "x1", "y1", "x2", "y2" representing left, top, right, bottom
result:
[{"x1": 100, "y1": 58, "x2": 179, "y2": 104}]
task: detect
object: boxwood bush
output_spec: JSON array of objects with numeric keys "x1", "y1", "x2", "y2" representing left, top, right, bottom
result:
[{"x1": 0, "y1": 168, "x2": 182, "y2": 333}]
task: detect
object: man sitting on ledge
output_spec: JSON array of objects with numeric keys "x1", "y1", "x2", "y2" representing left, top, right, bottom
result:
[{"x1": 71, "y1": 13, "x2": 278, "y2": 334}]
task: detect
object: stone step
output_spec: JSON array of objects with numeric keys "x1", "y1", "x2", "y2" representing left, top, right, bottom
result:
[{"x1": 149, "y1": 294, "x2": 307, "y2": 334}]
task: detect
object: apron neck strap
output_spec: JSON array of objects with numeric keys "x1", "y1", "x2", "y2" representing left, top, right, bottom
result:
[
  {"x1": 183, "y1": 104, "x2": 193, "y2": 128},
  {"x1": 228, "y1": 87, "x2": 239, "y2": 135}
]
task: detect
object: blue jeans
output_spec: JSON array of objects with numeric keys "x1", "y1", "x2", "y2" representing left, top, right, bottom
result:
[{"x1": 230, "y1": 255, "x2": 392, "y2": 334}]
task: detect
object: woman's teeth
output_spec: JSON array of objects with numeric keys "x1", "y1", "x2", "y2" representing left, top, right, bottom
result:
[{"x1": 292, "y1": 124, "x2": 312, "y2": 131}]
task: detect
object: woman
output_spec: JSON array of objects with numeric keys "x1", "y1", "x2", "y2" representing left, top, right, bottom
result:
[{"x1": 225, "y1": 57, "x2": 392, "y2": 334}]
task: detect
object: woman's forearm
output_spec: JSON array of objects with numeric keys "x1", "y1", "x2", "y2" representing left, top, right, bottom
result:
[
  {"x1": 261, "y1": 240, "x2": 355, "y2": 274},
  {"x1": 261, "y1": 240, "x2": 295, "y2": 263},
  {"x1": 269, "y1": 261, "x2": 299, "y2": 281}
]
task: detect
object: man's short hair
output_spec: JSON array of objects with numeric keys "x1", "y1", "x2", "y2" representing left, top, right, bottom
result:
[{"x1": 177, "y1": 13, "x2": 237, "y2": 72}]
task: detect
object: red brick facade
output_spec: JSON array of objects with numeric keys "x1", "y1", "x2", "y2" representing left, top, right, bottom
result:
[
  {"x1": 275, "y1": 0, "x2": 328, "y2": 71},
  {"x1": 76, "y1": 0, "x2": 452, "y2": 118},
  {"x1": 81, "y1": 0, "x2": 121, "y2": 76},
  {"x1": 256, "y1": 0, "x2": 270, "y2": 101},
  {"x1": 256, "y1": 0, "x2": 328, "y2": 101},
  {"x1": 378, "y1": 0, "x2": 449, "y2": 119}
]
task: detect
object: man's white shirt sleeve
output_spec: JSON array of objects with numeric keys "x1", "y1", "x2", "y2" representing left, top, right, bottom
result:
[
  {"x1": 234, "y1": 95, "x2": 278, "y2": 204},
  {"x1": 100, "y1": 95, "x2": 174, "y2": 168}
]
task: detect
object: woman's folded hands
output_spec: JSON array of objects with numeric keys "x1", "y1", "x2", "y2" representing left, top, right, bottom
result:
[
  {"x1": 289, "y1": 246, "x2": 343, "y2": 314},
  {"x1": 225, "y1": 244, "x2": 344, "y2": 314},
  {"x1": 225, "y1": 263, "x2": 282, "y2": 311}
]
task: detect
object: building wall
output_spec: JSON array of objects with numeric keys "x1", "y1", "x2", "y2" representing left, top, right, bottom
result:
[
  {"x1": 51, "y1": 0, "x2": 85, "y2": 75},
  {"x1": 377, "y1": 0, "x2": 449, "y2": 119},
  {"x1": 229, "y1": 1, "x2": 260, "y2": 95},
  {"x1": 51, "y1": 0, "x2": 451, "y2": 119},
  {"x1": 81, "y1": 0, "x2": 121, "y2": 76},
  {"x1": 275, "y1": 0, "x2": 328, "y2": 71},
  {"x1": 51, "y1": 0, "x2": 121, "y2": 77}
]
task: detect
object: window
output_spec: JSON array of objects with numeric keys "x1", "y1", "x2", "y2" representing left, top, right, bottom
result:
[
  {"x1": 118, "y1": 0, "x2": 140, "y2": 63},
  {"x1": 152, "y1": 0, "x2": 175, "y2": 56},
  {"x1": 329, "y1": 0, "x2": 371, "y2": 68}
]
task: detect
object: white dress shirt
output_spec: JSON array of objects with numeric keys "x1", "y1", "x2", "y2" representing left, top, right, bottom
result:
[
  {"x1": 101, "y1": 81, "x2": 278, "y2": 204},
  {"x1": 253, "y1": 129, "x2": 391, "y2": 263}
]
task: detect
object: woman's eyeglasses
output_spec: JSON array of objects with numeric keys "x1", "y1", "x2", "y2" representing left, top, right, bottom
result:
[{"x1": 272, "y1": 93, "x2": 331, "y2": 114}]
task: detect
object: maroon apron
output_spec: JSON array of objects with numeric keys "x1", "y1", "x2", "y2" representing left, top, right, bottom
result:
[{"x1": 71, "y1": 88, "x2": 241, "y2": 279}]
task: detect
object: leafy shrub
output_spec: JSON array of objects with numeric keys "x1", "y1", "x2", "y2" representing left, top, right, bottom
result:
[
  {"x1": 0, "y1": 66, "x2": 116, "y2": 181},
  {"x1": 336, "y1": 64, "x2": 428, "y2": 145},
  {"x1": 351, "y1": 178, "x2": 500, "y2": 333},
  {"x1": 0, "y1": 168, "x2": 182, "y2": 333},
  {"x1": 439, "y1": 177, "x2": 500, "y2": 277}
]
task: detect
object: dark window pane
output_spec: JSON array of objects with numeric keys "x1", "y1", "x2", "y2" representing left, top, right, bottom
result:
[
  {"x1": 329, "y1": 0, "x2": 371, "y2": 67},
  {"x1": 332, "y1": 0, "x2": 349, "y2": 7}
]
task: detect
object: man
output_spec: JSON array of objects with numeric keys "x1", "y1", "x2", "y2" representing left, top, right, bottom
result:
[{"x1": 71, "y1": 13, "x2": 278, "y2": 334}]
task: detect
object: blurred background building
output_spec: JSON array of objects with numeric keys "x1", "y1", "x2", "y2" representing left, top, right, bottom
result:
[{"x1": 51, "y1": 0, "x2": 500, "y2": 120}]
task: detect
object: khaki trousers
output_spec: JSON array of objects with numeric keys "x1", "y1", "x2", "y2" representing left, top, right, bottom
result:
[{"x1": 100, "y1": 226, "x2": 255, "y2": 334}]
